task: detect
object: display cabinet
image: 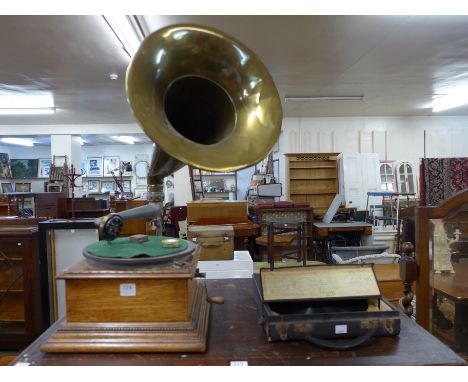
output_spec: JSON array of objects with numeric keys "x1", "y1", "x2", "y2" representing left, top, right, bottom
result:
[
  {"x1": 0, "y1": 226, "x2": 44, "y2": 349},
  {"x1": 412, "y1": 189, "x2": 468, "y2": 356}
]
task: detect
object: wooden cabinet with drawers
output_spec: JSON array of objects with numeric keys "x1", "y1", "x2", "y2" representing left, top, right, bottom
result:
[{"x1": 0, "y1": 226, "x2": 44, "y2": 349}]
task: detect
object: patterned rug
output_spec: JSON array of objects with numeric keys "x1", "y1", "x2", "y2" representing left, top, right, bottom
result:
[{"x1": 421, "y1": 158, "x2": 468, "y2": 206}]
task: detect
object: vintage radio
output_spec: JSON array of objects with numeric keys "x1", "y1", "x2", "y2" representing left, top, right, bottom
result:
[
  {"x1": 253, "y1": 264, "x2": 400, "y2": 350},
  {"x1": 187, "y1": 225, "x2": 234, "y2": 260}
]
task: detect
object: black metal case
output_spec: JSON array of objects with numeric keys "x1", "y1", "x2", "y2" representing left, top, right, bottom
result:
[{"x1": 253, "y1": 264, "x2": 401, "y2": 350}]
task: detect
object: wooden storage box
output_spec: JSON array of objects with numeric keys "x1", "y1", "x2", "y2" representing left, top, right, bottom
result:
[
  {"x1": 253, "y1": 264, "x2": 400, "y2": 350},
  {"x1": 188, "y1": 225, "x2": 234, "y2": 260},
  {"x1": 187, "y1": 200, "x2": 247, "y2": 224}
]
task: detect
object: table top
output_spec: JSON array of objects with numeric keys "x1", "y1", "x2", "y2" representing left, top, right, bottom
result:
[
  {"x1": 314, "y1": 221, "x2": 373, "y2": 229},
  {"x1": 11, "y1": 279, "x2": 465, "y2": 366}
]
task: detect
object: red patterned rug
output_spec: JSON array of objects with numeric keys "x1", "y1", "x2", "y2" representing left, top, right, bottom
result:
[{"x1": 421, "y1": 158, "x2": 468, "y2": 206}]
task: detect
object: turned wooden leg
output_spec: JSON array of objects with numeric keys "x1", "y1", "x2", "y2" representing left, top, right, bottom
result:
[{"x1": 399, "y1": 242, "x2": 417, "y2": 317}]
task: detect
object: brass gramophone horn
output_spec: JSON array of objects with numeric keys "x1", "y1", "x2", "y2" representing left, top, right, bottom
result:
[{"x1": 97, "y1": 24, "x2": 282, "y2": 241}]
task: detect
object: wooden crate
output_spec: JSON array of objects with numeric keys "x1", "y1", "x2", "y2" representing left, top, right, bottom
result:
[
  {"x1": 286, "y1": 153, "x2": 340, "y2": 218},
  {"x1": 187, "y1": 200, "x2": 247, "y2": 224}
]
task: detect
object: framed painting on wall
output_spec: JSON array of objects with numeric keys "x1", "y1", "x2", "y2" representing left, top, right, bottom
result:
[
  {"x1": 121, "y1": 161, "x2": 132, "y2": 176},
  {"x1": 15, "y1": 182, "x2": 31, "y2": 192},
  {"x1": 122, "y1": 180, "x2": 132, "y2": 193},
  {"x1": 103, "y1": 156, "x2": 120, "y2": 177},
  {"x1": 87, "y1": 157, "x2": 103, "y2": 177},
  {"x1": 101, "y1": 181, "x2": 115, "y2": 193},
  {"x1": 11, "y1": 159, "x2": 39, "y2": 178},
  {"x1": 38, "y1": 158, "x2": 52, "y2": 178},
  {"x1": 87, "y1": 180, "x2": 100, "y2": 193},
  {"x1": 1, "y1": 183, "x2": 13, "y2": 193},
  {"x1": 0, "y1": 153, "x2": 12, "y2": 178}
]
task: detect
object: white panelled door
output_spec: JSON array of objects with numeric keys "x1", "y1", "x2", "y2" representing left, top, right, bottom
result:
[{"x1": 340, "y1": 153, "x2": 382, "y2": 210}]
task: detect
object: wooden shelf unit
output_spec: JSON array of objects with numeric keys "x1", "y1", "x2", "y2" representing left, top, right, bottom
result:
[{"x1": 286, "y1": 153, "x2": 340, "y2": 218}]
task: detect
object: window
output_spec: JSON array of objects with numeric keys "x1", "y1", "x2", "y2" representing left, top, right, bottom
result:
[
  {"x1": 397, "y1": 162, "x2": 416, "y2": 194},
  {"x1": 379, "y1": 161, "x2": 395, "y2": 192}
]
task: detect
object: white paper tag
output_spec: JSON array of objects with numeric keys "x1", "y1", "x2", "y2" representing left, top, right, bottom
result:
[
  {"x1": 335, "y1": 324, "x2": 348, "y2": 334},
  {"x1": 120, "y1": 283, "x2": 136, "y2": 297},
  {"x1": 230, "y1": 361, "x2": 248, "y2": 366}
]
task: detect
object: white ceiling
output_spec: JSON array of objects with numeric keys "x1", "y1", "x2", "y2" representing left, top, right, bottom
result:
[{"x1": 1, "y1": 15, "x2": 468, "y2": 145}]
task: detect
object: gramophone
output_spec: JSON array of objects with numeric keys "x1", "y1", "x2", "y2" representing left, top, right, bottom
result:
[{"x1": 40, "y1": 24, "x2": 282, "y2": 353}]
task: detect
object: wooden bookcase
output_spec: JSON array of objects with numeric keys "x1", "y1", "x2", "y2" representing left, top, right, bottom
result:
[
  {"x1": 0, "y1": 226, "x2": 44, "y2": 349},
  {"x1": 285, "y1": 153, "x2": 340, "y2": 218}
]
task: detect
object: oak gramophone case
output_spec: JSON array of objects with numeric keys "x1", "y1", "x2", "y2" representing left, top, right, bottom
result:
[{"x1": 253, "y1": 264, "x2": 400, "y2": 350}]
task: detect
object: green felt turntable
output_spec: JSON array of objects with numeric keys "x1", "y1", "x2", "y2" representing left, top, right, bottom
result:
[{"x1": 82, "y1": 235, "x2": 195, "y2": 266}]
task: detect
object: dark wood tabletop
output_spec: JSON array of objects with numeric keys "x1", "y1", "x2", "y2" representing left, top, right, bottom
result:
[{"x1": 11, "y1": 279, "x2": 466, "y2": 366}]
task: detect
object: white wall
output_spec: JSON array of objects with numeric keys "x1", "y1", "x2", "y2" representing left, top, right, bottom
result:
[
  {"x1": 279, "y1": 116, "x2": 468, "y2": 198},
  {"x1": 2, "y1": 116, "x2": 467, "y2": 201}
]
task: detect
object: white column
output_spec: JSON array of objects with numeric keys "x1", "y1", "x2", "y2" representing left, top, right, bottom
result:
[{"x1": 50, "y1": 135, "x2": 82, "y2": 196}]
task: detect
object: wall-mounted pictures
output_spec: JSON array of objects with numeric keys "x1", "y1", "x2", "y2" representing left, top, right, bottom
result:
[
  {"x1": 0, "y1": 153, "x2": 12, "y2": 178},
  {"x1": 1, "y1": 183, "x2": 13, "y2": 193},
  {"x1": 11, "y1": 159, "x2": 39, "y2": 178},
  {"x1": 121, "y1": 161, "x2": 132, "y2": 176},
  {"x1": 38, "y1": 158, "x2": 52, "y2": 178},
  {"x1": 15, "y1": 182, "x2": 31, "y2": 192},
  {"x1": 101, "y1": 181, "x2": 115, "y2": 193},
  {"x1": 87, "y1": 157, "x2": 103, "y2": 177},
  {"x1": 103, "y1": 156, "x2": 120, "y2": 177},
  {"x1": 122, "y1": 180, "x2": 132, "y2": 193},
  {"x1": 87, "y1": 180, "x2": 100, "y2": 193}
]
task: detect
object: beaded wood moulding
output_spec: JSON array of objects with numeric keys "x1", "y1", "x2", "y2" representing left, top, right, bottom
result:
[{"x1": 40, "y1": 247, "x2": 213, "y2": 353}]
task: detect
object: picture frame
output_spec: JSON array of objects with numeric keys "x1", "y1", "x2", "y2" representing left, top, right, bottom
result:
[
  {"x1": 122, "y1": 180, "x2": 132, "y2": 193},
  {"x1": 87, "y1": 180, "x2": 100, "y2": 193},
  {"x1": 11, "y1": 159, "x2": 39, "y2": 178},
  {"x1": 103, "y1": 156, "x2": 120, "y2": 177},
  {"x1": 0, "y1": 153, "x2": 12, "y2": 178},
  {"x1": 15, "y1": 182, "x2": 31, "y2": 192},
  {"x1": 87, "y1": 157, "x2": 103, "y2": 177},
  {"x1": 1, "y1": 182, "x2": 13, "y2": 193},
  {"x1": 121, "y1": 161, "x2": 132, "y2": 176},
  {"x1": 133, "y1": 187, "x2": 148, "y2": 199},
  {"x1": 38, "y1": 158, "x2": 52, "y2": 178},
  {"x1": 101, "y1": 180, "x2": 115, "y2": 193}
]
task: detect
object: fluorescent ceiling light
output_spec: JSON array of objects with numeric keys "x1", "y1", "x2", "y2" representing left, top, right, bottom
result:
[
  {"x1": 432, "y1": 94, "x2": 468, "y2": 112},
  {"x1": 1, "y1": 137, "x2": 35, "y2": 147},
  {"x1": 0, "y1": 89, "x2": 55, "y2": 115},
  {"x1": 0, "y1": 107, "x2": 56, "y2": 115},
  {"x1": 102, "y1": 15, "x2": 144, "y2": 57},
  {"x1": 285, "y1": 96, "x2": 364, "y2": 101},
  {"x1": 113, "y1": 135, "x2": 136, "y2": 144}
]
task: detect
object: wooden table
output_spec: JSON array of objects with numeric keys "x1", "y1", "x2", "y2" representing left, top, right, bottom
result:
[{"x1": 10, "y1": 279, "x2": 465, "y2": 366}]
